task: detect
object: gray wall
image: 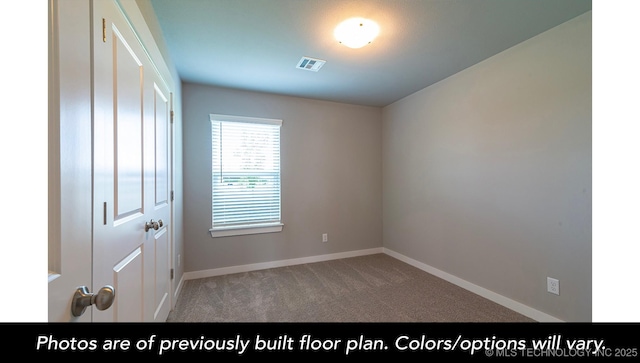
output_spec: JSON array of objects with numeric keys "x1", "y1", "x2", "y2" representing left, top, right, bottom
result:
[
  {"x1": 182, "y1": 83, "x2": 383, "y2": 272},
  {"x1": 382, "y1": 12, "x2": 592, "y2": 321}
]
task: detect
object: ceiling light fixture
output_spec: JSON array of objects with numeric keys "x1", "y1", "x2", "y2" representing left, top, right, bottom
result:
[{"x1": 334, "y1": 17, "x2": 380, "y2": 49}]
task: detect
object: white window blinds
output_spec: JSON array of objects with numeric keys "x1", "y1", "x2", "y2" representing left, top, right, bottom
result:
[{"x1": 210, "y1": 114, "x2": 282, "y2": 237}]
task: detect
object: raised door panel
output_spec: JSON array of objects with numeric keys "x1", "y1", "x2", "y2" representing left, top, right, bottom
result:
[
  {"x1": 92, "y1": 0, "x2": 151, "y2": 322},
  {"x1": 113, "y1": 26, "x2": 145, "y2": 224},
  {"x1": 112, "y1": 247, "x2": 144, "y2": 322}
]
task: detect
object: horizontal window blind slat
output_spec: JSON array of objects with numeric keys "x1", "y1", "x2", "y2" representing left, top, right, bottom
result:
[
  {"x1": 211, "y1": 196, "x2": 280, "y2": 202},
  {"x1": 213, "y1": 194, "x2": 280, "y2": 199},
  {"x1": 212, "y1": 188, "x2": 280, "y2": 193},
  {"x1": 213, "y1": 182, "x2": 280, "y2": 186},
  {"x1": 212, "y1": 205, "x2": 280, "y2": 212},
  {"x1": 214, "y1": 207, "x2": 280, "y2": 212},
  {"x1": 213, "y1": 216, "x2": 280, "y2": 223},
  {"x1": 213, "y1": 212, "x2": 280, "y2": 218},
  {"x1": 212, "y1": 215, "x2": 280, "y2": 223},
  {"x1": 213, "y1": 210, "x2": 280, "y2": 216},
  {"x1": 213, "y1": 222, "x2": 280, "y2": 227},
  {"x1": 214, "y1": 216, "x2": 280, "y2": 223},
  {"x1": 213, "y1": 215, "x2": 280, "y2": 222},
  {"x1": 213, "y1": 206, "x2": 280, "y2": 212}
]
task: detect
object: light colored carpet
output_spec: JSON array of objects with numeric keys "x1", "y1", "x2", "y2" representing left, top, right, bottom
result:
[{"x1": 166, "y1": 253, "x2": 534, "y2": 322}]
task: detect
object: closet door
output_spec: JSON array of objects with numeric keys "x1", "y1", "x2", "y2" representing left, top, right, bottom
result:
[
  {"x1": 92, "y1": 0, "x2": 171, "y2": 322},
  {"x1": 146, "y1": 63, "x2": 173, "y2": 323}
]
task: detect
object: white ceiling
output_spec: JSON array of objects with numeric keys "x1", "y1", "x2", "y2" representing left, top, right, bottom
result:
[{"x1": 149, "y1": 0, "x2": 592, "y2": 107}]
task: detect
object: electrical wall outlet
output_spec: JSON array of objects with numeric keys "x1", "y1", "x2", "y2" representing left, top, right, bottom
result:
[
  {"x1": 322, "y1": 233, "x2": 328, "y2": 243},
  {"x1": 547, "y1": 277, "x2": 559, "y2": 295}
]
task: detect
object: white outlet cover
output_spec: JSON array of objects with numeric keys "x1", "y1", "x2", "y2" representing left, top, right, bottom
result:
[{"x1": 547, "y1": 277, "x2": 559, "y2": 295}]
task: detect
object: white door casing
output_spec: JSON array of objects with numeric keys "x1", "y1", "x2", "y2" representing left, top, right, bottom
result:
[{"x1": 48, "y1": 0, "x2": 173, "y2": 322}]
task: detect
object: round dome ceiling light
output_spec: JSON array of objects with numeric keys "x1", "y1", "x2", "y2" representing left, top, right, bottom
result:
[{"x1": 334, "y1": 17, "x2": 380, "y2": 49}]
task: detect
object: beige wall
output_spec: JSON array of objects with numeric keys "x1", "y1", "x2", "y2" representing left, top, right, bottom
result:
[
  {"x1": 182, "y1": 83, "x2": 383, "y2": 272},
  {"x1": 382, "y1": 12, "x2": 592, "y2": 321}
]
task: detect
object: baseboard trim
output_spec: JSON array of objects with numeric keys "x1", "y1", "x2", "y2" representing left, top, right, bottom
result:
[
  {"x1": 172, "y1": 274, "x2": 185, "y2": 307},
  {"x1": 382, "y1": 248, "x2": 564, "y2": 322},
  {"x1": 183, "y1": 247, "x2": 384, "y2": 281}
]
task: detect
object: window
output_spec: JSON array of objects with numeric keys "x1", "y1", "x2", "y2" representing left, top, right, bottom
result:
[{"x1": 209, "y1": 114, "x2": 283, "y2": 237}]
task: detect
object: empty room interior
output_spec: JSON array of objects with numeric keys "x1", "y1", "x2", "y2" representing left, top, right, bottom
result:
[{"x1": 48, "y1": 0, "x2": 597, "y2": 323}]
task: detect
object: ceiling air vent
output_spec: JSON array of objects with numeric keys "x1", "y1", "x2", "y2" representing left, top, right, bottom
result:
[{"x1": 296, "y1": 57, "x2": 326, "y2": 72}]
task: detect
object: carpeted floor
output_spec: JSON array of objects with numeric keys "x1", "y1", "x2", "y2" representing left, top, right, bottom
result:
[{"x1": 166, "y1": 253, "x2": 534, "y2": 322}]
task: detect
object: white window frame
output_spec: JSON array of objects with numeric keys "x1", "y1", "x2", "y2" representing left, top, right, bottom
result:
[{"x1": 209, "y1": 114, "x2": 283, "y2": 238}]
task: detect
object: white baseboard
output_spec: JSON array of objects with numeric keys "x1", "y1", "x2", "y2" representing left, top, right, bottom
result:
[
  {"x1": 172, "y1": 274, "x2": 185, "y2": 308},
  {"x1": 183, "y1": 247, "x2": 384, "y2": 280},
  {"x1": 178, "y1": 246, "x2": 561, "y2": 322},
  {"x1": 382, "y1": 248, "x2": 564, "y2": 322}
]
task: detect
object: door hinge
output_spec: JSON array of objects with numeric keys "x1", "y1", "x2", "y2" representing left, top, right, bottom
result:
[
  {"x1": 102, "y1": 18, "x2": 106, "y2": 43},
  {"x1": 170, "y1": 269, "x2": 174, "y2": 280},
  {"x1": 170, "y1": 110, "x2": 174, "y2": 123},
  {"x1": 170, "y1": 190, "x2": 174, "y2": 202}
]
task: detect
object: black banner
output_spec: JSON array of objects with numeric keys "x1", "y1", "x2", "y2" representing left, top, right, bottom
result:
[{"x1": 3, "y1": 322, "x2": 639, "y2": 360}]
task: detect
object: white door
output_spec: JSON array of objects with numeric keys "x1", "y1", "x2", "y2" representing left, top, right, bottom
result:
[
  {"x1": 48, "y1": 0, "x2": 93, "y2": 322},
  {"x1": 48, "y1": 0, "x2": 172, "y2": 323},
  {"x1": 92, "y1": 0, "x2": 172, "y2": 322}
]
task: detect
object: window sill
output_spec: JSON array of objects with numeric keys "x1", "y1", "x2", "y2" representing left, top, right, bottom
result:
[{"x1": 209, "y1": 223, "x2": 284, "y2": 238}]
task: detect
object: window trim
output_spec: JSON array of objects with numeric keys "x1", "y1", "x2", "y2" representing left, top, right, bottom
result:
[
  {"x1": 209, "y1": 114, "x2": 283, "y2": 238},
  {"x1": 209, "y1": 222, "x2": 284, "y2": 238}
]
